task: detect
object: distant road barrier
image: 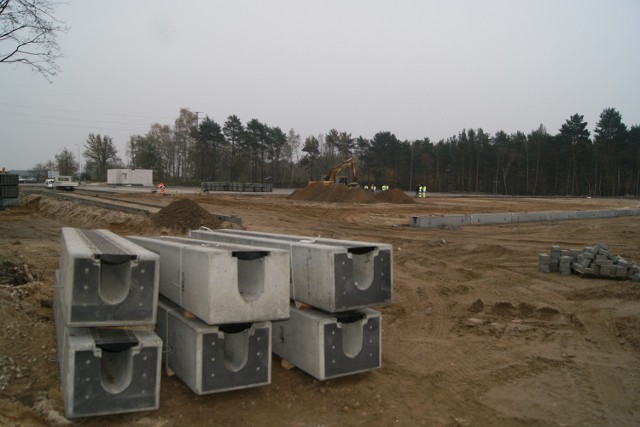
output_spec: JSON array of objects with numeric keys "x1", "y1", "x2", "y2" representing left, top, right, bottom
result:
[
  {"x1": 410, "y1": 208, "x2": 640, "y2": 228},
  {"x1": 201, "y1": 182, "x2": 273, "y2": 193}
]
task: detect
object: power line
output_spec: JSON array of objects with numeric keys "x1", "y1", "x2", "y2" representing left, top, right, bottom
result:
[
  {"x1": 0, "y1": 102, "x2": 175, "y2": 120},
  {"x1": 0, "y1": 110, "x2": 156, "y2": 127},
  {"x1": 0, "y1": 117, "x2": 149, "y2": 133}
]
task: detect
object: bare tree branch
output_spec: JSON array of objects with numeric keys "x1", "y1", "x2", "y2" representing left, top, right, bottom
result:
[{"x1": 0, "y1": 0, "x2": 68, "y2": 81}]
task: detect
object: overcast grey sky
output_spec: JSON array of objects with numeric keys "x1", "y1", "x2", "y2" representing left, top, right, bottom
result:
[{"x1": 1, "y1": 0, "x2": 639, "y2": 170}]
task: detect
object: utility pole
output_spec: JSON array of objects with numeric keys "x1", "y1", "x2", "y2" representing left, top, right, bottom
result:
[
  {"x1": 75, "y1": 143, "x2": 82, "y2": 178},
  {"x1": 194, "y1": 111, "x2": 203, "y2": 127}
]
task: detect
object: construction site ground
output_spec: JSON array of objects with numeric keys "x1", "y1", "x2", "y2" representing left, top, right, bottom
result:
[{"x1": 1, "y1": 188, "x2": 640, "y2": 426}]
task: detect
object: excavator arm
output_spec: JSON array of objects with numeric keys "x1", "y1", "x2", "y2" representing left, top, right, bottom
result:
[{"x1": 325, "y1": 158, "x2": 358, "y2": 183}]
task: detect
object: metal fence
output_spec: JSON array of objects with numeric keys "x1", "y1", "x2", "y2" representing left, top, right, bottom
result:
[{"x1": 201, "y1": 182, "x2": 273, "y2": 193}]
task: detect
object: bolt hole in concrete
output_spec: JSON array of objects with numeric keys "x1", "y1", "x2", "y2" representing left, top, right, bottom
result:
[
  {"x1": 233, "y1": 251, "x2": 267, "y2": 301},
  {"x1": 348, "y1": 246, "x2": 376, "y2": 290}
]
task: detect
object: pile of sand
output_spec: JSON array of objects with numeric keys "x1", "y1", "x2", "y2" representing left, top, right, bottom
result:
[
  {"x1": 375, "y1": 188, "x2": 416, "y2": 204},
  {"x1": 152, "y1": 198, "x2": 224, "y2": 232},
  {"x1": 287, "y1": 182, "x2": 377, "y2": 203}
]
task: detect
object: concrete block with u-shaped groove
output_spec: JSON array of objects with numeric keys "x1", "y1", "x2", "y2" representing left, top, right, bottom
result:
[
  {"x1": 53, "y1": 273, "x2": 162, "y2": 418},
  {"x1": 126, "y1": 235, "x2": 290, "y2": 325},
  {"x1": 272, "y1": 303, "x2": 381, "y2": 380},
  {"x1": 59, "y1": 228, "x2": 160, "y2": 327},
  {"x1": 188, "y1": 229, "x2": 393, "y2": 313},
  {"x1": 156, "y1": 297, "x2": 271, "y2": 394}
]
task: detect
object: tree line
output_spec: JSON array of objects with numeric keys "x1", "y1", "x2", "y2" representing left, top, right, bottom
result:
[{"x1": 33, "y1": 107, "x2": 639, "y2": 197}]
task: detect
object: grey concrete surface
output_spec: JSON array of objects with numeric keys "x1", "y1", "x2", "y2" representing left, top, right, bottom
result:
[
  {"x1": 59, "y1": 228, "x2": 160, "y2": 326},
  {"x1": 54, "y1": 273, "x2": 162, "y2": 418},
  {"x1": 189, "y1": 229, "x2": 393, "y2": 313},
  {"x1": 411, "y1": 208, "x2": 640, "y2": 228},
  {"x1": 272, "y1": 303, "x2": 381, "y2": 381},
  {"x1": 156, "y1": 298, "x2": 271, "y2": 394},
  {"x1": 126, "y1": 236, "x2": 290, "y2": 325}
]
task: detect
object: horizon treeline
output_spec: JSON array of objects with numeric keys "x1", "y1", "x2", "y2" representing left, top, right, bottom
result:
[{"x1": 38, "y1": 107, "x2": 640, "y2": 197}]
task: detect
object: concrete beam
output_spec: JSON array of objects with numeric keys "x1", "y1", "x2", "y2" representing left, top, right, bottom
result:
[
  {"x1": 156, "y1": 297, "x2": 271, "y2": 394},
  {"x1": 272, "y1": 303, "x2": 381, "y2": 381},
  {"x1": 189, "y1": 229, "x2": 393, "y2": 313},
  {"x1": 410, "y1": 208, "x2": 640, "y2": 228},
  {"x1": 126, "y1": 236, "x2": 290, "y2": 325},
  {"x1": 53, "y1": 272, "x2": 162, "y2": 418},
  {"x1": 59, "y1": 228, "x2": 160, "y2": 327}
]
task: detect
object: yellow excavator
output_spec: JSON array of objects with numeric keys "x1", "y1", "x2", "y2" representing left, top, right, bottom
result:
[{"x1": 311, "y1": 158, "x2": 359, "y2": 188}]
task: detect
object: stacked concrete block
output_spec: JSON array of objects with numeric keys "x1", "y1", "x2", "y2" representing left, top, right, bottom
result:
[
  {"x1": 188, "y1": 229, "x2": 393, "y2": 313},
  {"x1": 540, "y1": 242, "x2": 640, "y2": 281},
  {"x1": 54, "y1": 229, "x2": 162, "y2": 418},
  {"x1": 549, "y1": 245, "x2": 561, "y2": 272},
  {"x1": 187, "y1": 229, "x2": 391, "y2": 381},
  {"x1": 126, "y1": 236, "x2": 290, "y2": 325},
  {"x1": 539, "y1": 253, "x2": 551, "y2": 272},
  {"x1": 156, "y1": 298, "x2": 271, "y2": 394},
  {"x1": 126, "y1": 235, "x2": 290, "y2": 394},
  {"x1": 201, "y1": 181, "x2": 273, "y2": 192},
  {"x1": 272, "y1": 303, "x2": 381, "y2": 380},
  {"x1": 59, "y1": 228, "x2": 160, "y2": 326},
  {"x1": 0, "y1": 174, "x2": 19, "y2": 209},
  {"x1": 559, "y1": 256, "x2": 572, "y2": 275}
]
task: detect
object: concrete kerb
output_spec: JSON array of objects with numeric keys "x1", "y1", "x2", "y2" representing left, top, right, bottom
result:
[
  {"x1": 125, "y1": 235, "x2": 291, "y2": 325},
  {"x1": 468, "y1": 213, "x2": 512, "y2": 225},
  {"x1": 411, "y1": 214, "x2": 467, "y2": 228},
  {"x1": 188, "y1": 229, "x2": 393, "y2": 313},
  {"x1": 410, "y1": 208, "x2": 640, "y2": 229}
]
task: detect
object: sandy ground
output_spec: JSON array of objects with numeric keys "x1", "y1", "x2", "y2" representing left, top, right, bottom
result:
[{"x1": 1, "y1": 191, "x2": 639, "y2": 426}]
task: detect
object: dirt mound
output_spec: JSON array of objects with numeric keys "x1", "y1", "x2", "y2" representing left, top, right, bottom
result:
[
  {"x1": 20, "y1": 193, "x2": 153, "y2": 234},
  {"x1": 152, "y1": 198, "x2": 224, "y2": 232},
  {"x1": 375, "y1": 188, "x2": 416, "y2": 204},
  {"x1": 287, "y1": 182, "x2": 377, "y2": 203}
]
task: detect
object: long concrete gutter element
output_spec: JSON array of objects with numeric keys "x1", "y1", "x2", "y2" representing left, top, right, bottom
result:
[
  {"x1": 54, "y1": 272, "x2": 162, "y2": 418},
  {"x1": 156, "y1": 297, "x2": 271, "y2": 394},
  {"x1": 126, "y1": 236, "x2": 290, "y2": 325},
  {"x1": 59, "y1": 227, "x2": 160, "y2": 327},
  {"x1": 272, "y1": 303, "x2": 381, "y2": 381},
  {"x1": 189, "y1": 229, "x2": 393, "y2": 313},
  {"x1": 411, "y1": 207, "x2": 640, "y2": 228}
]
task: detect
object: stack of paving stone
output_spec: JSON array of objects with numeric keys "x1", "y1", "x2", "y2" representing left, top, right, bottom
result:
[
  {"x1": 0, "y1": 174, "x2": 19, "y2": 209},
  {"x1": 539, "y1": 243, "x2": 640, "y2": 281},
  {"x1": 54, "y1": 228, "x2": 162, "y2": 418},
  {"x1": 126, "y1": 235, "x2": 290, "y2": 394},
  {"x1": 188, "y1": 229, "x2": 393, "y2": 381}
]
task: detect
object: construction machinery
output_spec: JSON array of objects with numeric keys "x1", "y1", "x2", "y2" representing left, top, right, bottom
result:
[{"x1": 312, "y1": 158, "x2": 359, "y2": 187}]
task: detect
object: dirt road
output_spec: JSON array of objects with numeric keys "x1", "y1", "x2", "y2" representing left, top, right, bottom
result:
[{"x1": 1, "y1": 192, "x2": 639, "y2": 426}]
